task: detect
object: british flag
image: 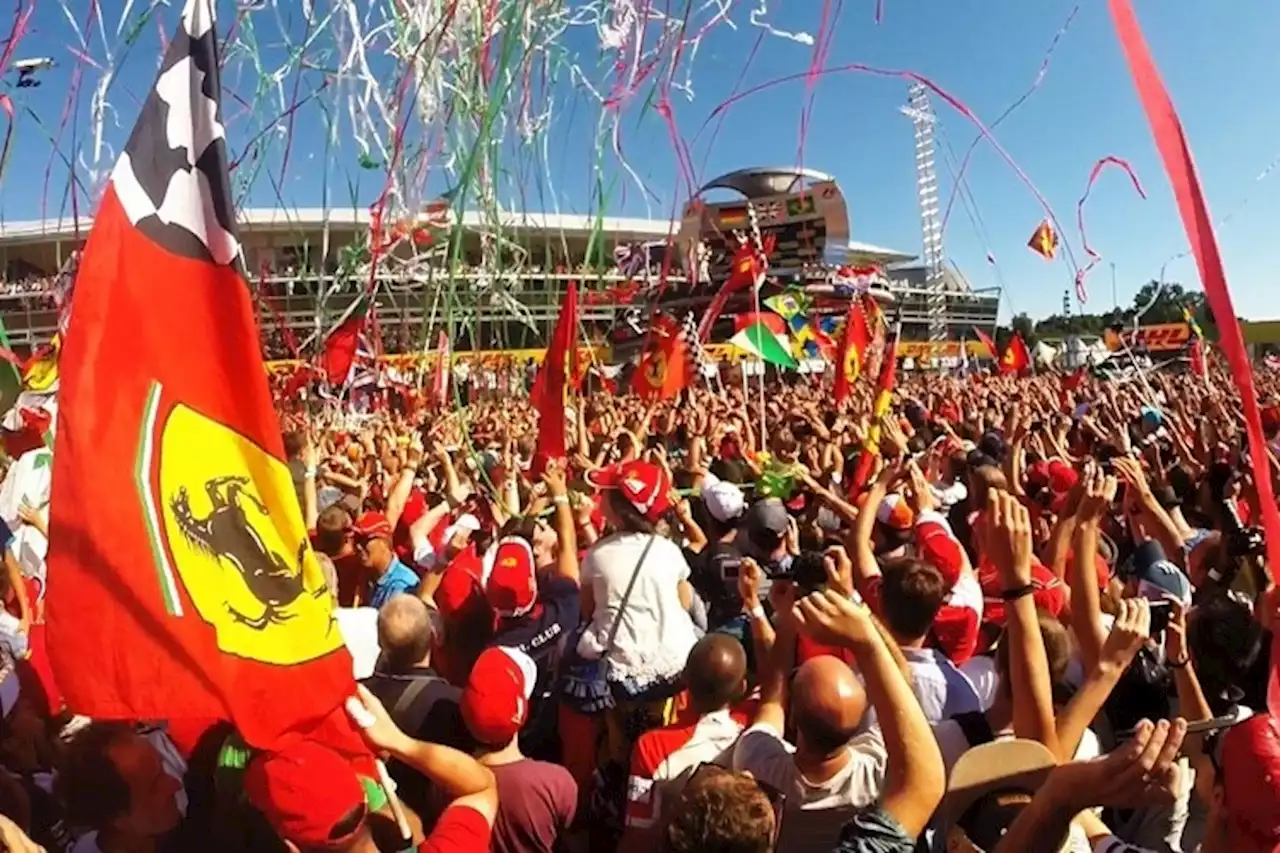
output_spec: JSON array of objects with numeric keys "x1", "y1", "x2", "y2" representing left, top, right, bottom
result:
[{"x1": 756, "y1": 200, "x2": 784, "y2": 223}]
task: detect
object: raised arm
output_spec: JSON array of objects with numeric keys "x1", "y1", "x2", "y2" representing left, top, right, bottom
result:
[
  {"x1": 795, "y1": 589, "x2": 944, "y2": 839},
  {"x1": 986, "y1": 490, "x2": 1060, "y2": 757},
  {"x1": 1068, "y1": 468, "x2": 1115, "y2": 673}
]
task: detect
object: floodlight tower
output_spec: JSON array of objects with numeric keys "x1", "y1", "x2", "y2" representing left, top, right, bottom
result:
[{"x1": 902, "y1": 83, "x2": 947, "y2": 343}]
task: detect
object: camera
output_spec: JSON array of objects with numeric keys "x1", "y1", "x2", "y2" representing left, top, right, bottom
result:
[{"x1": 769, "y1": 551, "x2": 828, "y2": 593}]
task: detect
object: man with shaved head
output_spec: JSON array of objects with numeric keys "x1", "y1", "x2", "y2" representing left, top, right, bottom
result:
[
  {"x1": 734, "y1": 579, "x2": 944, "y2": 853},
  {"x1": 618, "y1": 633, "x2": 751, "y2": 852}
]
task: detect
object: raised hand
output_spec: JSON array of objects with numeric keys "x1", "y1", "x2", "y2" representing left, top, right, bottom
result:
[
  {"x1": 1097, "y1": 597, "x2": 1151, "y2": 677},
  {"x1": 792, "y1": 588, "x2": 875, "y2": 648},
  {"x1": 1077, "y1": 466, "x2": 1118, "y2": 523},
  {"x1": 1048, "y1": 718, "x2": 1188, "y2": 811},
  {"x1": 986, "y1": 490, "x2": 1033, "y2": 587}
]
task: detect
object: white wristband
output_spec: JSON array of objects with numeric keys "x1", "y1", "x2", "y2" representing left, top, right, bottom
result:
[{"x1": 747, "y1": 605, "x2": 766, "y2": 622}]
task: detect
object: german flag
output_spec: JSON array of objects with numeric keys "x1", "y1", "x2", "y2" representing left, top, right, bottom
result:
[
  {"x1": 1027, "y1": 220, "x2": 1059, "y2": 260},
  {"x1": 719, "y1": 206, "x2": 749, "y2": 229}
]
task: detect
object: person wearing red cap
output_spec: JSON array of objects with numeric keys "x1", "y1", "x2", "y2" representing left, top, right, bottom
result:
[
  {"x1": 353, "y1": 511, "x2": 421, "y2": 610},
  {"x1": 484, "y1": 464, "x2": 582, "y2": 761},
  {"x1": 461, "y1": 647, "x2": 578, "y2": 853},
  {"x1": 577, "y1": 459, "x2": 699, "y2": 702},
  {"x1": 851, "y1": 463, "x2": 983, "y2": 666},
  {"x1": 245, "y1": 686, "x2": 497, "y2": 853}
]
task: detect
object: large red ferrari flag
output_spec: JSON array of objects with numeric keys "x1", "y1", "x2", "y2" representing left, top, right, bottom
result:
[
  {"x1": 833, "y1": 299, "x2": 870, "y2": 406},
  {"x1": 633, "y1": 313, "x2": 690, "y2": 400},
  {"x1": 46, "y1": 0, "x2": 360, "y2": 750},
  {"x1": 1001, "y1": 332, "x2": 1032, "y2": 376}
]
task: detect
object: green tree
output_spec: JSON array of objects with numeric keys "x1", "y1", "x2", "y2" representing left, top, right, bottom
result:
[{"x1": 1011, "y1": 312, "x2": 1037, "y2": 348}]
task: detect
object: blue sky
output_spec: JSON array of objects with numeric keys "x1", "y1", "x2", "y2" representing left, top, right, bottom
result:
[{"x1": 2, "y1": 0, "x2": 1279, "y2": 322}]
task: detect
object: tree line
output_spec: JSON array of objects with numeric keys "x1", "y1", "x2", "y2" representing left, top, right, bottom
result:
[{"x1": 998, "y1": 281, "x2": 1213, "y2": 349}]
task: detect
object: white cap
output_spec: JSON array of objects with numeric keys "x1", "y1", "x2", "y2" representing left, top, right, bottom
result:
[
  {"x1": 703, "y1": 480, "x2": 746, "y2": 524},
  {"x1": 443, "y1": 514, "x2": 481, "y2": 543}
]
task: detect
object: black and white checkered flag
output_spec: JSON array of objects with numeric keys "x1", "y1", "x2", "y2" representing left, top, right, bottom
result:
[{"x1": 110, "y1": 0, "x2": 240, "y2": 268}]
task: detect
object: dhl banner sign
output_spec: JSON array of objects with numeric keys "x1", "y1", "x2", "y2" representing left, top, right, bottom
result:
[{"x1": 1103, "y1": 323, "x2": 1190, "y2": 353}]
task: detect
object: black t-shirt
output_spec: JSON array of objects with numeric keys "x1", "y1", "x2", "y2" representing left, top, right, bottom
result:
[
  {"x1": 490, "y1": 575, "x2": 582, "y2": 761},
  {"x1": 490, "y1": 575, "x2": 581, "y2": 665},
  {"x1": 362, "y1": 667, "x2": 462, "y2": 742},
  {"x1": 685, "y1": 541, "x2": 744, "y2": 630}
]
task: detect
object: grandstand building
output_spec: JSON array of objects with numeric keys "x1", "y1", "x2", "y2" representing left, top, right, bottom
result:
[{"x1": 0, "y1": 206, "x2": 998, "y2": 359}]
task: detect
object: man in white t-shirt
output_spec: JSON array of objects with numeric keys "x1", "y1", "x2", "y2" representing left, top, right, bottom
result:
[{"x1": 733, "y1": 635, "x2": 888, "y2": 852}]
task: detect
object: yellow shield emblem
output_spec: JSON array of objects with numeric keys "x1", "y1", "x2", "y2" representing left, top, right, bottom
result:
[
  {"x1": 644, "y1": 351, "x2": 668, "y2": 388},
  {"x1": 157, "y1": 404, "x2": 340, "y2": 665},
  {"x1": 842, "y1": 345, "x2": 861, "y2": 384}
]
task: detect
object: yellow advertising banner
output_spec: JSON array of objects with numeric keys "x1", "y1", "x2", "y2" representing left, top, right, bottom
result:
[{"x1": 1103, "y1": 323, "x2": 1190, "y2": 353}]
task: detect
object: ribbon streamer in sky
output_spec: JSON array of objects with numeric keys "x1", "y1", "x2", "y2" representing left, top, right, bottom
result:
[
  {"x1": 1074, "y1": 155, "x2": 1145, "y2": 303},
  {"x1": 1106, "y1": 0, "x2": 1280, "y2": 717}
]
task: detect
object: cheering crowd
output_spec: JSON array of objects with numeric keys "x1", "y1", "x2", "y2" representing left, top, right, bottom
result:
[{"x1": 0, "y1": 357, "x2": 1278, "y2": 853}]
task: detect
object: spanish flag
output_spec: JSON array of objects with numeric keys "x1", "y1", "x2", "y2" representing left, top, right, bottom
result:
[
  {"x1": 46, "y1": 0, "x2": 364, "y2": 751},
  {"x1": 1027, "y1": 220, "x2": 1059, "y2": 260}
]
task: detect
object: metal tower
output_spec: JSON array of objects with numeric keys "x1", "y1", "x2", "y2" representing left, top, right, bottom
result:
[{"x1": 902, "y1": 83, "x2": 947, "y2": 343}]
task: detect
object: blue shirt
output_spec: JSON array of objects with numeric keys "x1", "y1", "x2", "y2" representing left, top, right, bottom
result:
[{"x1": 369, "y1": 558, "x2": 420, "y2": 609}]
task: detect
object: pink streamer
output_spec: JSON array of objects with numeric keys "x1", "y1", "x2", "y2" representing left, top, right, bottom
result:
[
  {"x1": 703, "y1": 62, "x2": 1080, "y2": 276},
  {"x1": 1074, "y1": 156, "x2": 1146, "y2": 302}
]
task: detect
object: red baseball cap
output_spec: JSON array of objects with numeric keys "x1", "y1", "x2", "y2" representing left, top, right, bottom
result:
[
  {"x1": 485, "y1": 537, "x2": 538, "y2": 618},
  {"x1": 916, "y1": 519, "x2": 967, "y2": 586},
  {"x1": 461, "y1": 646, "x2": 537, "y2": 746},
  {"x1": 1220, "y1": 713, "x2": 1280, "y2": 851},
  {"x1": 435, "y1": 560, "x2": 485, "y2": 620},
  {"x1": 352, "y1": 511, "x2": 393, "y2": 541},
  {"x1": 244, "y1": 740, "x2": 366, "y2": 848},
  {"x1": 585, "y1": 460, "x2": 671, "y2": 522},
  {"x1": 1025, "y1": 461, "x2": 1051, "y2": 491}
]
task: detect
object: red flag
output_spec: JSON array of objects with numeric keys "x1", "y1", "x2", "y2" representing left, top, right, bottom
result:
[
  {"x1": 1000, "y1": 333, "x2": 1031, "y2": 376},
  {"x1": 833, "y1": 300, "x2": 871, "y2": 406},
  {"x1": 633, "y1": 314, "x2": 690, "y2": 400},
  {"x1": 531, "y1": 281, "x2": 578, "y2": 470},
  {"x1": 697, "y1": 234, "x2": 776, "y2": 340},
  {"x1": 431, "y1": 332, "x2": 451, "y2": 407},
  {"x1": 973, "y1": 327, "x2": 1000, "y2": 362},
  {"x1": 849, "y1": 327, "x2": 900, "y2": 495},
  {"x1": 1107, "y1": 0, "x2": 1280, "y2": 718},
  {"x1": 1027, "y1": 220, "x2": 1059, "y2": 260},
  {"x1": 46, "y1": 0, "x2": 363, "y2": 752},
  {"x1": 321, "y1": 296, "x2": 370, "y2": 385},
  {"x1": 733, "y1": 312, "x2": 786, "y2": 335}
]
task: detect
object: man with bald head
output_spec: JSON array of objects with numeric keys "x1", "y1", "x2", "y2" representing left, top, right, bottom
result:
[
  {"x1": 734, "y1": 581, "x2": 943, "y2": 853},
  {"x1": 363, "y1": 594, "x2": 461, "y2": 740},
  {"x1": 618, "y1": 634, "x2": 751, "y2": 853}
]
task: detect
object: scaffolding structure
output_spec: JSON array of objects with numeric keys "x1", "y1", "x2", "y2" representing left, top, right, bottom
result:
[{"x1": 903, "y1": 82, "x2": 948, "y2": 343}]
